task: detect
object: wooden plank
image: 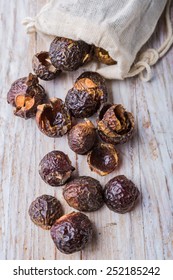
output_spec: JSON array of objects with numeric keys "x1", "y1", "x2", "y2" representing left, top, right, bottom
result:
[{"x1": 0, "y1": 0, "x2": 172, "y2": 260}]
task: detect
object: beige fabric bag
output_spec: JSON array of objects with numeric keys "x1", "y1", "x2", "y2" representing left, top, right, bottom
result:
[{"x1": 23, "y1": 0, "x2": 173, "y2": 81}]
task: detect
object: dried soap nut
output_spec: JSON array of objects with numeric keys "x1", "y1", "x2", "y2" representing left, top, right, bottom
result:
[
  {"x1": 87, "y1": 143, "x2": 119, "y2": 176},
  {"x1": 39, "y1": 150, "x2": 75, "y2": 186},
  {"x1": 104, "y1": 175, "x2": 140, "y2": 213},
  {"x1": 32, "y1": 51, "x2": 61, "y2": 80},
  {"x1": 68, "y1": 119, "x2": 96, "y2": 154},
  {"x1": 36, "y1": 98, "x2": 72, "y2": 137},
  {"x1": 76, "y1": 71, "x2": 108, "y2": 97},
  {"x1": 7, "y1": 73, "x2": 46, "y2": 119},
  {"x1": 65, "y1": 72, "x2": 107, "y2": 118},
  {"x1": 94, "y1": 46, "x2": 116, "y2": 65},
  {"x1": 63, "y1": 176, "x2": 104, "y2": 211},
  {"x1": 50, "y1": 212, "x2": 93, "y2": 254},
  {"x1": 97, "y1": 103, "x2": 134, "y2": 144},
  {"x1": 28, "y1": 194, "x2": 63, "y2": 229},
  {"x1": 49, "y1": 37, "x2": 92, "y2": 71}
]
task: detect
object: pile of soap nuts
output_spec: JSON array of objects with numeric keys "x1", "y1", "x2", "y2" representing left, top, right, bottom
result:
[{"x1": 7, "y1": 36, "x2": 140, "y2": 254}]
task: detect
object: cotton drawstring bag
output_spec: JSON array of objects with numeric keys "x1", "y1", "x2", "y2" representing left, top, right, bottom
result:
[{"x1": 23, "y1": 0, "x2": 173, "y2": 81}]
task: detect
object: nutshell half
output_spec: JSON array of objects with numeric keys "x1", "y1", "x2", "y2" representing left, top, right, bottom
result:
[
  {"x1": 104, "y1": 175, "x2": 140, "y2": 214},
  {"x1": 94, "y1": 46, "x2": 116, "y2": 65},
  {"x1": 68, "y1": 119, "x2": 96, "y2": 154},
  {"x1": 87, "y1": 143, "x2": 119, "y2": 176},
  {"x1": 63, "y1": 176, "x2": 104, "y2": 212},
  {"x1": 7, "y1": 73, "x2": 46, "y2": 119},
  {"x1": 36, "y1": 98, "x2": 72, "y2": 137},
  {"x1": 50, "y1": 212, "x2": 93, "y2": 254},
  {"x1": 49, "y1": 37, "x2": 92, "y2": 71},
  {"x1": 28, "y1": 194, "x2": 63, "y2": 230},
  {"x1": 97, "y1": 103, "x2": 135, "y2": 144},
  {"x1": 65, "y1": 72, "x2": 107, "y2": 118},
  {"x1": 39, "y1": 150, "x2": 75, "y2": 186},
  {"x1": 32, "y1": 51, "x2": 61, "y2": 80}
]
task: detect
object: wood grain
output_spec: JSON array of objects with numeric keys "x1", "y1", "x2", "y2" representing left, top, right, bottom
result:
[{"x1": 0, "y1": 0, "x2": 172, "y2": 260}]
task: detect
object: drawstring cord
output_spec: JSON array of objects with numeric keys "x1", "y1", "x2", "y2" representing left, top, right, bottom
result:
[
  {"x1": 126, "y1": 0, "x2": 173, "y2": 81},
  {"x1": 22, "y1": 17, "x2": 36, "y2": 34}
]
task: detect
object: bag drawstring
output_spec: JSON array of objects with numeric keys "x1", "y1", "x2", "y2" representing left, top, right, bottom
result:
[
  {"x1": 126, "y1": 0, "x2": 173, "y2": 82},
  {"x1": 22, "y1": 17, "x2": 36, "y2": 34}
]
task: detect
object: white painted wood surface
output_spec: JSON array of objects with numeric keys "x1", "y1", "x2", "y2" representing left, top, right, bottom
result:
[{"x1": 0, "y1": 0, "x2": 173, "y2": 260}]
